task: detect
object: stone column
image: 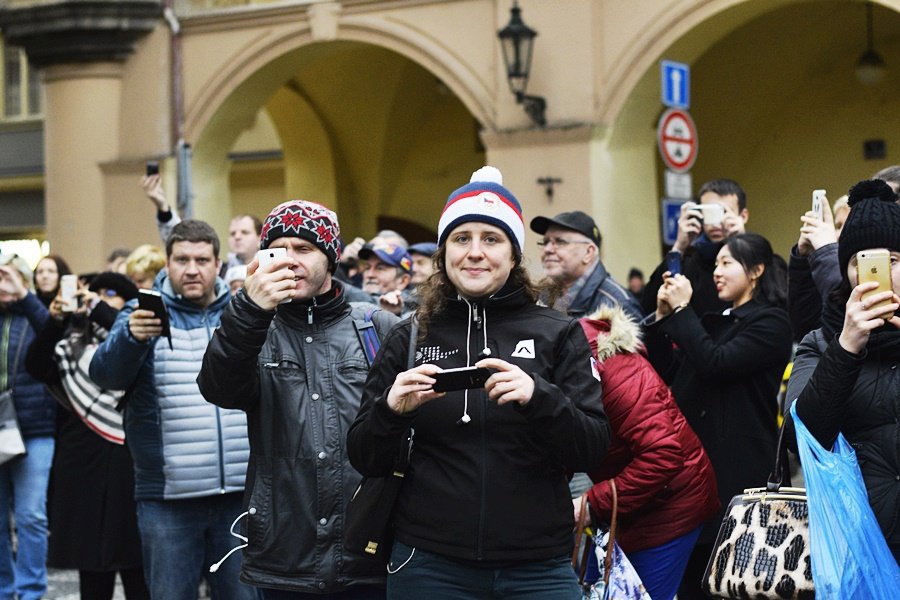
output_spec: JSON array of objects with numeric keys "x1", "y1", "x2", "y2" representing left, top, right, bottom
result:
[{"x1": 0, "y1": 1, "x2": 160, "y2": 270}]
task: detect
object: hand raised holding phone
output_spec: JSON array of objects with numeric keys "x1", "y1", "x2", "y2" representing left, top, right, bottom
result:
[{"x1": 244, "y1": 248, "x2": 296, "y2": 309}]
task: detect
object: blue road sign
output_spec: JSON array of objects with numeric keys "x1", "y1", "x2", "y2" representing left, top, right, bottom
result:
[
  {"x1": 662, "y1": 198, "x2": 687, "y2": 246},
  {"x1": 661, "y1": 60, "x2": 690, "y2": 109}
]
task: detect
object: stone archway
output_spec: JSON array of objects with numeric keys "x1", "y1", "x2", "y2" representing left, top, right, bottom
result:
[{"x1": 188, "y1": 27, "x2": 488, "y2": 243}]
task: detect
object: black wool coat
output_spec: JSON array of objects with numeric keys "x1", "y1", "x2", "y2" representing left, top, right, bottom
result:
[{"x1": 644, "y1": 299, "x2": 793, "y2": 543}]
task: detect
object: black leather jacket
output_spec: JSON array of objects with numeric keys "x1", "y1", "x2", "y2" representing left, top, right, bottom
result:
[{"x1": 198, "y1": 284, "x2": 398, "y2": 593}]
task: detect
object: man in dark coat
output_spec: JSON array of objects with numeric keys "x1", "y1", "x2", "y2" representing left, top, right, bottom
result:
[
  {"x1": 530, "y1": 210, "x2": 641, "y2": 320},
  {"x1": 198, "y1": 200, "x2": 397, "y2": 598}
]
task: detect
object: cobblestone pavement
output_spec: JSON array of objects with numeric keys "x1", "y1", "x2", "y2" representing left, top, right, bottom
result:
[{"x1": 46, "y1": 569, "x2": 212, "y2": 600}]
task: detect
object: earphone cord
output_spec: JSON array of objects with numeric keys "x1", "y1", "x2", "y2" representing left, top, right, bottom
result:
[{"x1": 209, "y1": 511, "x2": 249, "y2": 573}]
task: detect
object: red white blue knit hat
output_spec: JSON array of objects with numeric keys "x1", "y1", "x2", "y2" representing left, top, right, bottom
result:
[
  {"x1": 438, "y1": 166, "x2": 525, "y2": 251},
  {"x1": 259, "y1": 200, "x2": 342, "y2": 270}
]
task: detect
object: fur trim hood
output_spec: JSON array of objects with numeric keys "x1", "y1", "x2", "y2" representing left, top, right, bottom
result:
[{"x1": 581, "y1": 304, "x2": 643, "y2": 362}]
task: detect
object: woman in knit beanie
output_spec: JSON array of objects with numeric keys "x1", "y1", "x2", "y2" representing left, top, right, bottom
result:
[
  {"x1": 785, "y1": 178, "x2": 900, "y2": 563},
  {"x1": 347, "y1": 167, "x2": 610, "y2": 599}
]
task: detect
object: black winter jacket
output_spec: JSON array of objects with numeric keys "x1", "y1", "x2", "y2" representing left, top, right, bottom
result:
[
  {"x1": 346, "y1": 285, "x2": 610, "y2": 564},
  {"x1": 197, "y1": 284, "x2": 398, "y2": 593},
  {"x1": 785, "y1": 328, "x2": 900, "y2": 561},
  {"x1": 644, "y1": 299, "x2": 793, "y2": 543}
]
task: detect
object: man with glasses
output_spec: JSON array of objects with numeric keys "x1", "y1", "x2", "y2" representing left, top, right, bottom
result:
[{"x1": 531, "y1": 211, "x2": 642, "y2": 320}]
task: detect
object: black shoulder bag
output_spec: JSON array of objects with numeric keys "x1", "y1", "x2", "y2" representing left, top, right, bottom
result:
[{"x1": 344, "y1": 317, "x2": 417, "y2": 564}]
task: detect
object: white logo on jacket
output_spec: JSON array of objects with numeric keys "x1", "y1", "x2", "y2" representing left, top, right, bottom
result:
[{"x1": 511, "y1": 339, "x2": 535, "y2": 359}]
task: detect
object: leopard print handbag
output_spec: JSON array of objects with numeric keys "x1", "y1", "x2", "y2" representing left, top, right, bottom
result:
[{"x1": 702, "y1": 426, "x2": 815, "y2": 599}]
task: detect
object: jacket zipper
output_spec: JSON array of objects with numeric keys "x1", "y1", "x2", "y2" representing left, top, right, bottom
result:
[{"x1": 474, "y1": 303, "x2": 486, "y2": 560}]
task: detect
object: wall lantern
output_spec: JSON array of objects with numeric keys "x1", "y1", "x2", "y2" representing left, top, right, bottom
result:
[
  {"x1": 855, "y1": 1, "x2": 886, "y2": 86},
  {"x1": 498, "y1": 1, "x2": 546, "y2": 127}
]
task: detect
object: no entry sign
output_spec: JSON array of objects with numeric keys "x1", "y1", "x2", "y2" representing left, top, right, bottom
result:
[{"x1": 657, "y1": 108, "x2": 698, "y2": 173}]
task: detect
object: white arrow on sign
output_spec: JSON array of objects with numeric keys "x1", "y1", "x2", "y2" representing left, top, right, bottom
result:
[{"x1": 670, "y1": 70, "x2": 682, "y2": 106}]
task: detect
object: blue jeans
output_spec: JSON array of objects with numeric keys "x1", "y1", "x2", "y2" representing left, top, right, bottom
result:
[
  {"x1": 0, "y1": 436, "x2": 55, "y2": 600},
  {"x1": 387, "y1": 542, "x2": 581, "y2": 599},
  {"x1": 136, "y1": 493, "x2": 259, "y2": 600}
]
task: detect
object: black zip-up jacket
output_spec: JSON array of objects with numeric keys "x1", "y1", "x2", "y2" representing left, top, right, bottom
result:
[
  {"x1": 197, "y1": 284, "x2": 398, "y2": 593},
  {"x1": 346, "y1": 285, "x2": 610, "y2": 564}
]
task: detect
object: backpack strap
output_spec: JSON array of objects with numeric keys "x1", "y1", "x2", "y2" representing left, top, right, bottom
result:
[{"x1": 351, "y1": 304, "x2": 382, "y2": 368}]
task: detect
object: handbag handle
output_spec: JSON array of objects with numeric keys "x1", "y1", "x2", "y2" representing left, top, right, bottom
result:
[
  {"x1": 603, "y1": 479, "x2": 618, "y2": 587},
  {"x1": 572, "y1": 493, "x2": 591, "y2": 583},
  {"x1": 766, "y1": 420, "x2": 790, "y2": 492},
  {"x1": 572, "y1": 478, "x2": 618, "y2": 587}
]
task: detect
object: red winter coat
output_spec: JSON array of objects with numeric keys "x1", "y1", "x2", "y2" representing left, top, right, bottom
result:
[{"x1": 579, "y1": 306, "x2": 719, "y2": 553}]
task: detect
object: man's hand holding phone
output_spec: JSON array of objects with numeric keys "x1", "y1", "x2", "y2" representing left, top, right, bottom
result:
[
  {"x1": 129, "y1": 308, "x2": 164, "y2": 343},
  {"x1": 673, "y1": 202, "x2": 704, "y2": 253},
  {"x1": 719, "y1": 203, "x2": 746, "y2": 239},
  {"x1": 244, "y1": 248, "x2": 296, "y2": 310}
]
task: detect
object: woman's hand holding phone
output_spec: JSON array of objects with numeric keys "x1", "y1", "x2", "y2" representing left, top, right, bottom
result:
[
  {"x1": 840, "y1": 282, "x2": 900, "y2": 354},
  {"x1": 387, "y1": 364, "x2": 444, "y2": 415},
  {"x1": 656, "y1": 272, "x2": 693, "y2": 321},
  {"x1": 475, "y1": 357, "x2": 534, "y2": 407}
]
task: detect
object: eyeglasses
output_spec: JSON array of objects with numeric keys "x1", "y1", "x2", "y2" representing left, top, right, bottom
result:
[{"x1": 536, "y1": 237, "x2": 592, "y2": 249}]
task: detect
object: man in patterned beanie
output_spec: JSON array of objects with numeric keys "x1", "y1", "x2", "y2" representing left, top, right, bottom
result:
[{"x1": 198, "y1": 199, "x2": 397, "y2": 598}]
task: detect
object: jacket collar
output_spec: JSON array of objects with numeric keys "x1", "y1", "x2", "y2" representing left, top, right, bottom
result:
[
  {"x1": 277, "y1": 281, "x2": 347, "y2": 327},
  {"x1": 157, "y1": 271, "x2": 231, "y2": 313},
  {"x1": 445, "y1": 280, "x2": 529, "y2": 316}
]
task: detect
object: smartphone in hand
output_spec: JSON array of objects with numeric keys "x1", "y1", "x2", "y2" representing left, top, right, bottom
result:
[
  {"x1": 138, "y1": 289, "x2": 173, "y2": 349},
  {"x1": 857, "y1": 249, "x2": 895, "y2": 321},
  {"x1": 60, "y1": 274, "x2": 79, "y2": 312},
  {"x1": 256, "y1": 248, "x2": 291, "y2": 304},
  {"x1": 665, "y1": 251, "x2": 682, "y2": 277},
  {"x1": 432, "y1": 366, "x2": 492, "y2": 393},
  {"x1": 812, "y1": 189, "x2": 826, "y2": 221},
  {"x1": 145, "y1": 161, "x2": 159, "y2": 177}
]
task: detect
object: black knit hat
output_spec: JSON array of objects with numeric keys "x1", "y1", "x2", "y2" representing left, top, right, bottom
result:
[
  {"x1": 258, "y1": 200, "x2": 342, "y2": 271},
  {"x1": 838, "y1": 179, "x2": 900, "y2": 276},
  {"x1": 88, "y1": 272, "x2": 139, "y2": 302}
]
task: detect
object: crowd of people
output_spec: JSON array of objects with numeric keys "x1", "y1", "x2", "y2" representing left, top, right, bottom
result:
[{"x1": 0, "y1": 162, "x2": 897, "y2": 600}]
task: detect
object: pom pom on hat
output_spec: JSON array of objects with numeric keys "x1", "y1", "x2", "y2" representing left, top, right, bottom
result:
[
  {"x1": 847, "y1": 179, "x2": 897, "y2": 207},
  {"x1": 438, "y1": 166, "x2": 525, "y2": 250},
  {"x1": 259, "y1": 200, "x2": 342, "y2": 271},
  {"x1": 470, "y1": 166, "x2": 503, "y2": 185},
  {"x1": 838, "y1": 179, "x2": 900, "y2": 276}
]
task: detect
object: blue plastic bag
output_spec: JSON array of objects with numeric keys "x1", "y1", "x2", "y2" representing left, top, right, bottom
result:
[{"x1": 791, "y1": 403, "x2": 900, "y2": 599}]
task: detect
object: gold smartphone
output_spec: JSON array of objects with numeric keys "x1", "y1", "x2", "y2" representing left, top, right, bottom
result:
[{"x1": 857, "y1": 249, "x2": 895, "y2": 320}]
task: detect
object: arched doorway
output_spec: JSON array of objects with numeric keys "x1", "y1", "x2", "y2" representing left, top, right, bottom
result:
[
  {"x1": 597, "y1": 0, "x2": 900, "y2": 275},
  {"x1": 190, "y1": 38, "x2": 486, "y2": 246}
]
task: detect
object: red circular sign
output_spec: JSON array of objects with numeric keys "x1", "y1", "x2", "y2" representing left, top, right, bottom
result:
[{"x1": 657, "y1": 108, "x2": 698, "y2": 173}]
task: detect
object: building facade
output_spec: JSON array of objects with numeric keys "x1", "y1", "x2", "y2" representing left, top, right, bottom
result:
[{"x1": 1, "y1": 0, "x2": 899, "y2": 277}]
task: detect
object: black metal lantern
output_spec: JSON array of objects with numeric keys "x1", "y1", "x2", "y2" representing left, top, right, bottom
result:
[{"x1": 498, "y1": 1, "x2": 546, "y2": 127}]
